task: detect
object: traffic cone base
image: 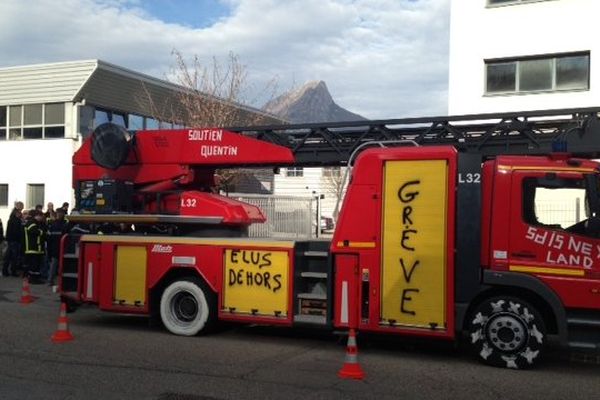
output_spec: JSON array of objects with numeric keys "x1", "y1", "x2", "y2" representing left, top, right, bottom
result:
[
  {"x1": 338, "y1": 329, "x2": 366, "y2": 380},
  {"x1": 20, "y1": 278, "x2": 34, "y2": 305},
  {"x1": 51, "y1": 303, "x2": 74, "y2": 343},
  {"x1": 52, "y1": 329, "x2": 74, "y2": 342},
  {"x1": 338, "y1": 363, "x2": 365, "y2": 379}
]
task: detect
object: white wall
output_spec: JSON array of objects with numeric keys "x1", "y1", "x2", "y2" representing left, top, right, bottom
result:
[
  {"x1": 449, "y1": 0, "x2": 600, "y2": 115},
  {"x1": 274, "y1": 167, "x2": 346, "y2": 219},
  {"x1": 0, "y1": 139, "x2": 76, "y2": 225}
]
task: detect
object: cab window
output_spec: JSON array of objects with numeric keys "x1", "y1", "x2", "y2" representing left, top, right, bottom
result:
[{"x1": 522, "y1": 177, "x2": 587, "y2": 230}]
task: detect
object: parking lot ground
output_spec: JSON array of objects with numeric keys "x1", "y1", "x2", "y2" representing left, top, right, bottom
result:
[{"x1": 1, "y1": 275, "x2": 600, "y2": 400}]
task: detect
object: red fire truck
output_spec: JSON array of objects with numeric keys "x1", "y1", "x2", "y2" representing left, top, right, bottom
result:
[{"x1": 60, "y1": 108, "x2": 600, "y2": 369}]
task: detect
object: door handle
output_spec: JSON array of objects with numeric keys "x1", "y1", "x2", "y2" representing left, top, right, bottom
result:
[{"x1": 511, "y1": 252, "x2": 536, "y2": 259}]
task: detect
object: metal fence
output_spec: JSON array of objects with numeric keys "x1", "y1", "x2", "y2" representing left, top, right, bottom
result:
[
  {"x1": 536, "y1": 198, "x2": 582, "y2": 228},
  {"x1": 230, "y1": 193, "x2": 316, "y2": 238},
  {"x1": 232, "y1": 195, "x2": 582, "y2": 239}
]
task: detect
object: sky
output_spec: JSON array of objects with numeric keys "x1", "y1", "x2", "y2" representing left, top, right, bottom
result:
[{"x1": 0, "y1": 0, "x2": 450, "y2": 119}]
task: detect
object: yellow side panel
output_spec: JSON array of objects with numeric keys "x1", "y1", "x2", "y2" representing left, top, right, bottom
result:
[
  {"x1": 223, "y1": 249, "x2": 289, "y2": 316},
  {"x1": 381, "y1": 160, "x2": 448, "y2": 328},
  {"x1": 115, "y1": 246, "x2": 147, "y2": 306}
]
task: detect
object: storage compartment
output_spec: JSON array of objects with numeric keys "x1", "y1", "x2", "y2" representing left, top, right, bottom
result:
[{"x1": 293, "y1": 241, "x2": 332, "y2": 326}]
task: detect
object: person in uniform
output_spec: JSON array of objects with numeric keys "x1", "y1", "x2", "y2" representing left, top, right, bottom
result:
[
  {"x1": 23, "y1": 210, "x2": 46, "y2": 283},
  {"x1": 46, "y1": 208, "x2": 69, "y2": 286}
]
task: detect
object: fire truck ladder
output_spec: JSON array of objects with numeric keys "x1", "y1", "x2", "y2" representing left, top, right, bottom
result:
[{"x1": 229, "y1": 107, "x2": 600, "y2": 165}]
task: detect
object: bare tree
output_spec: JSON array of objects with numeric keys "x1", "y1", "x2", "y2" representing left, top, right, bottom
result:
[
  {"x1": 322, "y1": 167, "x2": 347, "y2": 220},
  {"x1": 169, "y1": 50, "x2": 279, "y2": 127},
  {"x1": 142, "y1": 50, "x2": 283, "y2": 193}
]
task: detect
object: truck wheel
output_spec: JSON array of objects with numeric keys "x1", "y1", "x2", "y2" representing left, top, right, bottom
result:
[
  {"x1": 159, "y1": 278, "x2": 214, "y2": 336},
  {"x1": 468, "y1": 296, "x2": 546, "y2": 369}
]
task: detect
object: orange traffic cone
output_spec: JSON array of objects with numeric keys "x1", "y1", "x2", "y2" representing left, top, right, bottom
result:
[
  {"x1": 51, "y1": 302, "x2": 74, "y2": 343},
  {"x1": 338, "y1": 329, "x2": 365, "y2": 380},
  {"x1": 20, "y1": 277, "x2": 34, "y2": 305}
]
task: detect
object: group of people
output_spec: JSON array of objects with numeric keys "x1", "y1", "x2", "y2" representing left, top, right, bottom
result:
[{"x1": 0, "y1": 201, "x2": 70, "y2": 285}]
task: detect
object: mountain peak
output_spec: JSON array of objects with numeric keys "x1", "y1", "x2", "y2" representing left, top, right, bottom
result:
[{"x1": 264, "y1": 80, "x2": 365, "y2": 123}]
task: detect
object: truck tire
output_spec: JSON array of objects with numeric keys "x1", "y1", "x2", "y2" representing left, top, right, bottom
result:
[
  {"x1": 468, "y1": 296, "x2": 546, "y2": 369},
  {"x1": 159, "y1": 278, "x2": 215, "y2": 336}
]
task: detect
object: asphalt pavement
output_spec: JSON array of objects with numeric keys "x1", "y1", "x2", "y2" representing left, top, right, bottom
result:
[{"x1": 1, "y1": 274, "x2": 600, "y2": 400}]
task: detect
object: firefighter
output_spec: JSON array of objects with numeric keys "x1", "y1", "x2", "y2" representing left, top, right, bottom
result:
[
  {"x1": 46, "y1": 208, "x2": 68, "y2": 286},
  {"x1": 0, "y1": 217, "x2": 4, "y2": 271},
  {"x1": 44, "y1": 202, "x2": 57, "y2": 229},
  {"x1": 23, "y1": 210, "x2": 46, "y2": 284}
]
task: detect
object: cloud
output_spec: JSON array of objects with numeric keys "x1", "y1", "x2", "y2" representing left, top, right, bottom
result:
[{"x1": 0, "y1": 0, "x2": 450, "y2": 119}]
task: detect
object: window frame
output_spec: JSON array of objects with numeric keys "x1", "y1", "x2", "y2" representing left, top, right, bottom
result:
[
  {"x1": 286, "y1": 167, "x2": 304, "y2": 177},
  {"x1": 487, "y1": 0, "x2": 557, "y2": 7},
  {"x1": 0, "y1": 184, "x2": 8, "y2": 207},
  {"x1": 90, "y1": 106, "x2": 185, "y2": 133},
  {"x1": 0, "y1": 106, "x2": 5, "y2": 141},
  {"x1": 26, "y1": 183, "x2": 45, "y2": 210},
  {"x1": 2, "y1": 103, "x2": 65, "y2": 140},
  {"x1": 485, "y1": 52, "x2": 590, "y2": 96},
  {"x1": 522, "y1": 176, "x2": 588, "y2": 231}
]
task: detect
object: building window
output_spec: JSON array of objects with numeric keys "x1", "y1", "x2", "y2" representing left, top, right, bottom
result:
[
  {"x1": 4, "y1": 103, "x2": 65, "y2": 140},
  {"x1": 90, "y1": 106, "x2": 182, "y2": 134},
  {"x1": 0, "y1": 106, "x2": 6, "y2": 141},
  {"x1": 286, "y1": 167, "x2": 304, "y2": 177},
  {"x1": 485, "y1": 53, "x2": 589, "y2": 95},
  {"x1": 45, "y1": 103, "x2": 65, "y2": 138},
  {"x1": 26, "y1": 184, "x2": 44, "y2": 209},
  {"x1": 146, "y1": 118, "x2": 159, "y2": 130},
  {"x1": 94, "y1": 109, "x2": 110, "y2": 127},
  {"x1": 0, "y1": 184, "x2": 7, "y2": 207},
  {"x1": 79, "y1": 105, "x2": 95, "y2": 138},
  {"x1": 128, "y1": 114, "x2": 145, "y2": 130},
  {"x1": 9, "y1": 105, "x2": 22, "y2": 140},
  {"x1": 93, "y1": 108, "x2": 126, "y2": 129}
]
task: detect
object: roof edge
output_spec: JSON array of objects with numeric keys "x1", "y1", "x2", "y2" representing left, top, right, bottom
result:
[{"x1": 0, "y1": 59, "x2": 99, "y2": 72}]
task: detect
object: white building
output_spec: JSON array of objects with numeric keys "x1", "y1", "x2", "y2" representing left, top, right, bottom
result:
[
  {"x1": 449, "y1": 0, "x2": 597, "y2": 115},
  {"x1": 449, "y1": 0, "x2": 597, "y2": 225},
  {"x1": 274, "y1": 166, "x2": 345, "y2": 219}
]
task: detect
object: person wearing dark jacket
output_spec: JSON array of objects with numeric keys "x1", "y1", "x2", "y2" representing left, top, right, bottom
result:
[
  {"x1": 23, "y1": 210, "x2": 45, "y2": 283},
  {"x1": 0, "y1": 218, "x2": 4, "y2": 270},
  {"x1": 2, "y1": 207, "x2": 23, "y2": 277},
  {"x1": 46, "y1": 208, "x2": 68, "y2": 286}
]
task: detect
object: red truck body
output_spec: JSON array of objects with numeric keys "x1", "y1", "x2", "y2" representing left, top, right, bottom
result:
[{"x1": 59, "y1": 111, "x2": 600, "y2": 369}]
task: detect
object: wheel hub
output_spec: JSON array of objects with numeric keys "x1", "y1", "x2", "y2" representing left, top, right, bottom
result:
[
  {"x1": 173, "y1": 292, "x2": 198, "y2": 322},
  {"x1": 486, "y1": 314, "x2": 527, "y2": 352}
]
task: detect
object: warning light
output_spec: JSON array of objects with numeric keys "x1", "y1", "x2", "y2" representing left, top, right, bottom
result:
[{"x1": 552, "y1": 139, "x2": 568, "y2": 153}]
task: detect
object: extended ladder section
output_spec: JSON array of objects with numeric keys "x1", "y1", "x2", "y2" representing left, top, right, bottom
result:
[{"x1": 230, "y1": 107, "x2": 600, "y2": 165}]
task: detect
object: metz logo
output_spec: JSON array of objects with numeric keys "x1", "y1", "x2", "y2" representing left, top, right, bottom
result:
[{"x1": 151, "y1": 244, "x2": 173, "y2": 254}]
